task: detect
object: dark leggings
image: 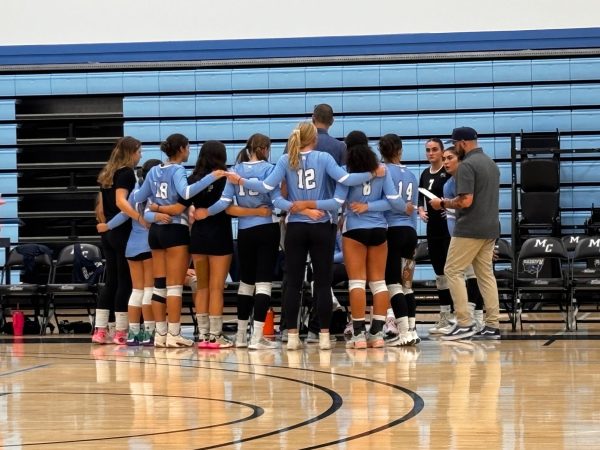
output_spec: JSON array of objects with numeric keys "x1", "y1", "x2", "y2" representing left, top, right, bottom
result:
[
  {"x1": 284, "y1": 222, "x2": 335, "y2": 331},
  {"x1": 236, "y1": 223, "x2": 280, "y2": 323},
  {"x1": 98, "y1": 224, "x2": 132, "y2": 313},
  {"x1": 427, "y1": 235, "x2": 453, "y2": 308}
]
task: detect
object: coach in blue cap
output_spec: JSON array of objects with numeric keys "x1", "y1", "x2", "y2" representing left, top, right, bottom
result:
[{"x1": 429, "y1": 126, "x2": 501, "y2": 340}]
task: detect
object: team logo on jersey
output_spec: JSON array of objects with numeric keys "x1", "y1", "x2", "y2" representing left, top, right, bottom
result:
[{"x1": 440, "y1": 173, "x2": 446, "y2": 178}]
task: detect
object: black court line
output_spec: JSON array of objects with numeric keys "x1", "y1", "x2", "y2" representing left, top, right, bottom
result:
[
  {"x1": 543, "y1": 338, "x2": 557, "y2": 346},
  {"x1": 0, "y1": 352, "x2": 344, "y2": 448},
  {"x1": 1, "y1": 392, "x2": 262, "y2": 447},
  {"x1": 0, "y1": 363, "x2": 50, "y2": 378},
  {"x1": 0, "y1": 350, "x2": 422, "y2": 449}
]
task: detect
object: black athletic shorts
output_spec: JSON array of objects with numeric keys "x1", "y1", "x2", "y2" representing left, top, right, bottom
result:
[
  {"x1": 387, "y1": 226, "x2": 418, "y2": 259},
  {"x1": 343, "y1": 227, "x2": 387, "y2": 247},
  {"x1": 127, "y1": 251, "x2": 152, "y2": 262},
  {"x1": 189, "y1": 220, "x2": 233, "y2": 256},
  {"x1": 148, "y1": 223, "x2": 190, "y2": 250}
]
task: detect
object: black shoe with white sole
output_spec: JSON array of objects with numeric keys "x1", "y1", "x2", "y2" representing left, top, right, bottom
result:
[
  {"x1": 472, "y1": 326, "x2": 501, "y2": 340},
  {"x1": 440, "y1": 324, "x2": 476, "y2": 341}
]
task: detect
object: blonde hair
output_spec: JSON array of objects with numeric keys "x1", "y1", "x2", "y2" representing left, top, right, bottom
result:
[
  {"x1": 97, "y1": 136, "x2": 141, "y2": 188},
  {"x1": 287, "y1": 122, "x2": 317, "y2": 170}
]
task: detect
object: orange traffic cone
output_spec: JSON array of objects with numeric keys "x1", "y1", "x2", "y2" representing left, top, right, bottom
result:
[{"x1": 263, "y1": 308, "x2": 275, "y2": 336}]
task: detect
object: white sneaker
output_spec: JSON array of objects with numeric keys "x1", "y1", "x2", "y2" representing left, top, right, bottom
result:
[
  {"x1": 386, "y1": 332, "x2": 411, "y2": 347},
  {"x1": 319, "y1": 332, "x2": 335, "y2": 350},
  {"x1": 410, "y1": 329, "x2": 421, "y2": 344},
  {"x1": 286, "y1": 333, "x2": 303, "y2": 351},
  {"x1": 384, "y1": 316, "x2": 399, "y2": 337},
  {"x1": 249, "y1": 337, "x2": 278, "y2": 350},
  {"x1": 154, "y1": 332, "x2": 167, "y2": 348},
  {"x1": 235, "y1": 332, "x2": 248, "y2": 348},
  {"x1": 429, "y1": 312, "x2": 455, "y2": 334},
  {"x1": 166, "y1": 333, "x2": 194, "y2": 348},
  {"x1": 346, "y1": 331, "x2": 367, "y2": 349},
  {"x1": 343, "y1": 321, "x2": 353, "y2": 338}
]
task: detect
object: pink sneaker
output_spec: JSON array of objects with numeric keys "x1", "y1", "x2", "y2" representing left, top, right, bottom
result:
[
  {"x1": 112, "y1": 330, "x2": 127, "y2": 345},
  {"x1": 92, "y1": 328, "x2": 109, "y2": 344}
]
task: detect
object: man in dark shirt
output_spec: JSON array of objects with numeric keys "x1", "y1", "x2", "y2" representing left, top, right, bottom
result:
[
  {"x1": 312, "y1": 103, "x2": 346, "y2": 165},
  {"x1": 430, "y1": 127, "x2": 501, "y2": 341}
]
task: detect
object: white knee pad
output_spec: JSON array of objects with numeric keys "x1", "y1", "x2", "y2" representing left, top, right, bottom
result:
[
  {"x1": 369, "y1": 280, "x2": 388, "y2": 295},
  {"x1": 152, "y1": 287, "x2": 167, "y2": 303},
  {"x1": 436, "y1": 275, "x2": 448, "y2": 290},
  {"x1": 128, "y1": 289, "x2": 144, "y2": 308},
  {"x1": 464, "y1": 264, "x2": 476, "y2": 279},
  {"x1": 255, "y1": 282, "x2": 272, "y2": 297},
  {"x1": 142, "y1": 287, "x2": 153, "y2": 306},
  {"x1": 348, "y1": 279, "x2": 366, "y2": 291},
  {"x1": 237, "y1": 281, "x2": 255, "y2": 296},
  {"x1": 166, "y1": 285, "x2": 183, "y2": 297},
  {"x1": 388, "y1": 283, "x2": 404, "y2": 298}
]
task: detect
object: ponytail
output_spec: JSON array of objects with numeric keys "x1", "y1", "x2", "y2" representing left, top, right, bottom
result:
[
  {"x1": 287, "y1": 122, "x2": 316, "y2": 170},
  {"x1": 236, "y1": 133, "x2": 271, "y2": 164}
]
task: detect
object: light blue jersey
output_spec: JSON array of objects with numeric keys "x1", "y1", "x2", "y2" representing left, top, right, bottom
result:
[
  {"x1": 443, "y1": 176, "x2": 456, "y2": 235},
  {"x1": 319, "y1": 169, "x2": 405, "y2": 232},
  {"x1": 207, "y1": 160, "x2": 279, "y2": 230},
  {"x1": 384, "y1": 163, "x2": 418, "y2": 229},
  {"x1": 133, "y1": 163, "x2": 216, "y2": 226},
  {"x1": 107, "y1": 189, "x2": 151, "y2": 258},
  {"x1": 243, "y1": 151, "x2": 373, "y2": 224}
]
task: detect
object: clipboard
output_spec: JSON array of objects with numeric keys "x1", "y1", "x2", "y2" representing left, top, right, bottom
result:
[{"x1": 418, "y1": 187, "x2": 439, "y2": 200}]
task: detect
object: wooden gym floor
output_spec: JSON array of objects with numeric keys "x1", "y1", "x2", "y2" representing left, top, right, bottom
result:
[{"x1": 1, "y1": 321, "x2": 600, "y2": 449}]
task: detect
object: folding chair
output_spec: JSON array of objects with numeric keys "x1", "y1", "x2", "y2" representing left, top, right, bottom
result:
[
  {"x1": 0, "y1": 246, "x2": 53, "y2": 334},
  {"x1": 569, "y1": 237, "x2": 600, "y2": 330},
  {"x1": 494, "y1": 238, "x2": 516, "y2": 330},
  {"x1": 515, "y1": 237, "x2": 570, "y2": 330},
  {"x1": 46, "y1": 243, "x2": 103, "y2": 332}
]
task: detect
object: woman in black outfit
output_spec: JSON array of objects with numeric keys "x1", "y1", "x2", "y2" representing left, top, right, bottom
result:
[{"x1": 93, "y1": 136, "x2": 143, "y2": 344}]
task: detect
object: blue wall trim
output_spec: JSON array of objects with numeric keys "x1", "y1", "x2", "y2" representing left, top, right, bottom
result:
[{"x1": 1, "y1": 28, "x2": 600, "y2": 66}]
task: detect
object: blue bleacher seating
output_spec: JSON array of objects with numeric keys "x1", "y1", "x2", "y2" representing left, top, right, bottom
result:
[
  {"x1": 197, "y1": 119, "x2": 234, "y2": 141},
  {"x1": 531, "y1": 59, "x2": 571, "y2": 81},
  {"x1": 232, "y1": 94, "x2": 269, "y2": 116},
  {"x1": 417, "y1": 88, "x2": 456, "y2": 110},
  {"x1": 195, "y1": 69, "x2": 233, "y2": 92},
  {"x1": 493, "y1": 60, "x2": 532, "y2": 82},
  {"x1": 342, "y1": 91, "x2": 380, "y2": 113},
  {"x1": 417, "y1": 63, "x2": 455, "y2": 85},
  {"x1": 532, "y1": 85, "x2": 571, "y2": 107},
  {"x1": 87, "y1": 72, "x2": 123, "y2": 94},
  {"x1": 160, "y1": 95, "x2": 196, "y2": 117},
  {"x1": 342, "y1": 65, "x2": 380, "y2": 87},
  {"x1": 268, "y1": 93, "x2": 305, "y2": 115},
  {"x1": 0, "y1": 149, "x2": 17, "y2": 170},
  {"x1": 232, "y1": 69, "x2": 269, "y2": 91},
  {"x1": 268, "y1": 68, "x2": 305, "y2": 89},
  {"x1": 306, "y1": 67, "x2": 343, "y2": 89},
  {"x1": 50, "y1": 74, "x2": 87, "y2": 95},
  {"x1": 455, "y1": 87, "x2": 494, "y2": 109},
  {"x1": 454, "y1": 61, "x2": 493, "y2": 84},
  {"x1": 0, "y1": 124, "x2": 17, "y2": 145},
  {"x1": 195, "y1": 95, "x2": 233, "y2": 116},
  {"x1": 15, "y1": 74, "x2": 52, "y2": 96},
  {"x1": 123, "y1": 71, "x2": 160, "y2": 93},
  {"x1": 158, "y1": 70, "x2": 195, "y2": 92},
  {"x1": 0, "y1": 76, "x2": 16, "y2": 96},
  {"x1": 123, "y1": 97, "x2": 160, "y2": 118},
  {"x1": 0, "y1": 100, "x2": 15, "y2": 120},
  {"x1": 379, "y1": 64, "x2": 418, "y2": 86}
]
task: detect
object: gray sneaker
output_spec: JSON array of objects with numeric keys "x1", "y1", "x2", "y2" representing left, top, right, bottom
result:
[
  {"x1": 472, "y1": 326, "x2": 501, "y2": 340},
  {"x1": 440, "y1": 324, "x2": 476, "y2": 341}
]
